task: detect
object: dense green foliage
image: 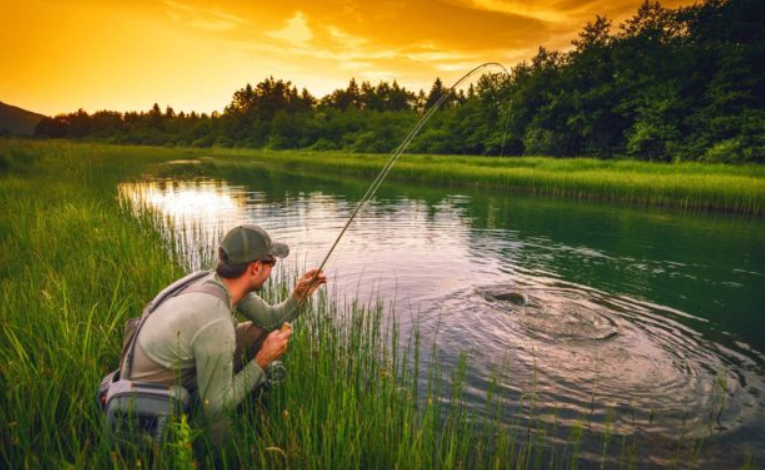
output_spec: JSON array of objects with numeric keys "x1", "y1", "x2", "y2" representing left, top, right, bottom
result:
[{"x1": 33, "y1": 0, "x2": 765, "y2": 163}]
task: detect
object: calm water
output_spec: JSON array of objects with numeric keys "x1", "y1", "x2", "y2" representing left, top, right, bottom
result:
[{"x1": 120, "y1": 163, "x2": 765, "y2": 468}]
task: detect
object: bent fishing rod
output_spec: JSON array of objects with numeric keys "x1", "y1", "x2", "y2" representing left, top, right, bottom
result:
[{"x1": 299, "y1": 62, "x2": 511, "y2": 299}]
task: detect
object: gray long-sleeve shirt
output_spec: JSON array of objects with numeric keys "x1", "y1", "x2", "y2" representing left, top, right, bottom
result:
[{"x1": 132, "y1": 272, "x2": 299, "y2": 435}]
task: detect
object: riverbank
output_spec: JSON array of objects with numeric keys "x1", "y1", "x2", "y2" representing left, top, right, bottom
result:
[
  {"x1": 0, "y1": 139, "x2": 755, "y2": 469},
  {"x1": 209, "y1": 148, "x2": 765, "y2": 216},
  {"x1": 6, "y1": 139, "x2": 765, "y2": 216}
]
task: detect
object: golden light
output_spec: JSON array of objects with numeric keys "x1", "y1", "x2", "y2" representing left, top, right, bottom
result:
[
  {"x1": 1, "y1": 0, "x2": 699, "y2": 116},
  {"x1": 119, "y1": 181, "x2": 244, "y2": 219}
]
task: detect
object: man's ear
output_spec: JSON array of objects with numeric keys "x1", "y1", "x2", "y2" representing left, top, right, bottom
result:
[{"x1": 248, "y1": 261, "x2": 260, "y2": 276}]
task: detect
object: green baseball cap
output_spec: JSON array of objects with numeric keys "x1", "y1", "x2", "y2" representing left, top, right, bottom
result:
[{"x1": 219, "y1": 225, "x2": 289, "y2": 264}]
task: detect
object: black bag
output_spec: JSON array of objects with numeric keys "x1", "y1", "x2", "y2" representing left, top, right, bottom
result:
[{"x1": 98, "y1": 271, "x2": 226, "y2": 446}]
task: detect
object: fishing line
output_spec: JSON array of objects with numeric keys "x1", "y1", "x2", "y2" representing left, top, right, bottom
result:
[{"x1": 305, "y1": 62, "x2": 511, "y2": 292}]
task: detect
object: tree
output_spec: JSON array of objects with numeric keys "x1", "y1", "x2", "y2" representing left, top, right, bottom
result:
[
  {"x1": 29, "y1": 0, "x2": 765, "y2": 161},
  {"x1": 425, "y1": 77, "x2": 448, "y2": 109}
]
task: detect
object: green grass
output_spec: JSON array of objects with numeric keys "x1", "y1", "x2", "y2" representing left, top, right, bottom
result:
[
  {"x1": 0, "y1": 139, "x2": 759, "y2": 469},
  {"x1": 7, "y1": 139, "x2": 765, "y2": 215},
  {"x1": 205, "y1": 149, "x2": 765, "y2": 216}
]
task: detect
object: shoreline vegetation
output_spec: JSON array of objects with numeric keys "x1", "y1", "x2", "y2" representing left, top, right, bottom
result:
[
  {"x1": 8, "y1": 139, "x2": 762, "y2": 216},
  {"x1": 0, "y1": 139, "x2": 760, "y2": 469},
  {"x1": 210, "y1": 148, "x2": 765, "y2": 216}
]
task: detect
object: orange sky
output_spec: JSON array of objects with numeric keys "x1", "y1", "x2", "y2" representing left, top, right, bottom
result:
[{"x1": 1, "y1": 0, "x2": 698, "y2": 116}]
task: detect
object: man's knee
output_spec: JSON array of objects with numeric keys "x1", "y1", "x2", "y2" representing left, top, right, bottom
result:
[{"x1": 233, "y1": 322, "x2": 267, "y2": 370}]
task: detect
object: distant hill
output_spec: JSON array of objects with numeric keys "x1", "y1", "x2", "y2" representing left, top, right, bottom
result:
[{"x1": 0, "y1": 101, "x2": 46, "y2": 136}]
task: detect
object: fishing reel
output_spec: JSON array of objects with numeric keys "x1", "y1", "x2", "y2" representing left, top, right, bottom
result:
[{"x1": 266, "y1": 360, "x2": 287, "y2": 387}]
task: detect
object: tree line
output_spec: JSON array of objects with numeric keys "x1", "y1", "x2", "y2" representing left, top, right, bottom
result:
[{"x1": 35, "y1": 0, "x2": 764, "y2": 163}]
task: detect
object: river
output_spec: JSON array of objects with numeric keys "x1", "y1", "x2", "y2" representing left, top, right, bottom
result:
[{"x1": 119, "y1": 161, "x2": 765, "y2": 468}]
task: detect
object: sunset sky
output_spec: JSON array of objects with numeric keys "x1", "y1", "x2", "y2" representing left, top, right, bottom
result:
[{"x1": 2, "y1": 0, "x2": 697, "y2": 116}]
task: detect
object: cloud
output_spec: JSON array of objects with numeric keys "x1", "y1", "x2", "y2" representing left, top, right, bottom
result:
[
  {"x1": 163, "y1": 0, "x2": 244, "y2": 31},
  {"x1": 265, "y1": 11, "x2": 313, "y2": 45},
  {"x1": 435, "y1": 61, "x2": 486, "y2": 72},
  {"x1": 340, "y1": 61, "x2": 374, "y2": 70},
  {"x1": 327, "y1": 26, "x2": 369, "y2": 49},
  {"x1": 450, "y1": 0, "x2": 632, "y2": 25},
  {"x1": 405, "y1": 51, "x2": 473, "y2": 63},
  {"x1": 465, "y1": 0, "x2": 572, "y2": 23},
  {"x1": 6, "y1": 0, "x2": 700, "y2": 114},
  {"x1": 310, "y1": 47, "x2": 397, "y2": 62}
]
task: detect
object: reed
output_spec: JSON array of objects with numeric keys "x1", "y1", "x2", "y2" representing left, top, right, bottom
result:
[{"x1": 0, "y1": 139, "x2": 756, "y2": 469}]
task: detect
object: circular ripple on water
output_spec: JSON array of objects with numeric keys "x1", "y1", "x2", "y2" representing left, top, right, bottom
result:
[
  {"x1": 472, "y1": 279, "x2": 764, "y2": 438},
  {"x1": 479, "y1": 284, "x2": 620, "y2": 341}
]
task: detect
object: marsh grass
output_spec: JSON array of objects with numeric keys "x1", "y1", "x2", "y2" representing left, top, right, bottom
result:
[
  {"x1": 0, "y1": 139, "x2": 758, "y2": 469},
  {"x1": 210, "y1": 149, "x2": 765, "y2": 216}
]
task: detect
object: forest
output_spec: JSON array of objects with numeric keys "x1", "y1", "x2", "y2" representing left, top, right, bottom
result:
[{"x1": 34, "y1": 0, "x2": 764, "y2": 163}]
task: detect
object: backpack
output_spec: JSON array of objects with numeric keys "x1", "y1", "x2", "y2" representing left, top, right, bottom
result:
[{"x1": 97, "y1": 270, "x2": 228, "y2": 447}]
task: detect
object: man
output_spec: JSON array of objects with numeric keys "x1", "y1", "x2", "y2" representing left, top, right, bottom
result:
[{"x1": 128, "y1": 224, "x2": 326, "y2": 440}]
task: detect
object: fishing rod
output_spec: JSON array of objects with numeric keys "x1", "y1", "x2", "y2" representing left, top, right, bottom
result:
[{"x1": 301, "y1": 62, "x2": 511, "y2": 297}]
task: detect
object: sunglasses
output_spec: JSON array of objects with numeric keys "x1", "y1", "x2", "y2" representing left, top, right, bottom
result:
[{"x1": 259, "y1": 255, "x2": 277, "y2": 266}]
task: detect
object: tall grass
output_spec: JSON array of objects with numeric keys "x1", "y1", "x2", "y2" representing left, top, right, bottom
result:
[
  {"x1": 211, "y1": 149, "x2": 765, "y2": 216},
  {"x1": 0, "y1": 139, "x2": 187, "y2": 468},
  {"x1": 5, "y1": 139, "x2": 764, "y2": 215},
  {"x1": 0, "y1": 139, "x2": 757, "y2": 469}
]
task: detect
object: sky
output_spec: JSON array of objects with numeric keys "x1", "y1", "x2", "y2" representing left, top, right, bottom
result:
[{"x1": 1, "y1": 0, "x2": 698, "y2": 116}]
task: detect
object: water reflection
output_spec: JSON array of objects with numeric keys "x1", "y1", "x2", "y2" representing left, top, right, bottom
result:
[
  {"x1": 119, "y1": 180, "x2": 250, "y2": 267},
  {"x1": 118, "y1": 180, "x2": 252, "y2": 226},
  {"x1": 121, "y1": 180, "x2": 245, "y2": 218},
  {"x1": 119, "y1": 173, "x2": 765, "y2": 468}
]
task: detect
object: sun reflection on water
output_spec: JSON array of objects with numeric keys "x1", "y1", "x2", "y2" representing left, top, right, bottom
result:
[{"x1": 119, "y1": 180, "x2": 246, "y2": 219}]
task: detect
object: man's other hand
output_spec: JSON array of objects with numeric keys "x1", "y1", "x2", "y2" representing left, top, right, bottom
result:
[
  {"x1": 255, "y1": 325, "x2": 292, "y2": 369},
  {"x1": 292, "y1": 269, "x2": 327, "y2": 301}
]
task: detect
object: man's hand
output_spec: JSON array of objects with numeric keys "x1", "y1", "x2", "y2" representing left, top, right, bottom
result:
[
  {"x1": 292, "y1": 268, "x2": 327, "y2": 302},
  {"x1": 255, "y1": 323, "x2": 292, "y2": 370}
]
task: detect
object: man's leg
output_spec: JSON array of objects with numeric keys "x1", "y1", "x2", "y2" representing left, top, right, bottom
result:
[{"x1": 233, "y1": 321, "x2": 268, "y2": 372}]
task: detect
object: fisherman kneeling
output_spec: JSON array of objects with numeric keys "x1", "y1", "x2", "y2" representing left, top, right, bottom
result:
[{"x1": 109, "y1": 225, "x2": 326, "y2": 443}]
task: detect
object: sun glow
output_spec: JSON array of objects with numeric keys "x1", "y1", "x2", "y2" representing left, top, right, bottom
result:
[
  {"x1": 119, "y1": 180, "x2": 245, "y2": 219},
  {"x1": 1, "y1": 0, "x2": 699, "y2": 116}
]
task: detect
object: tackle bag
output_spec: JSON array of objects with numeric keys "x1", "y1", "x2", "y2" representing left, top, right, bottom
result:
[{"x1": 98, "y1": 368, "x2": 191, "y2": 446}]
